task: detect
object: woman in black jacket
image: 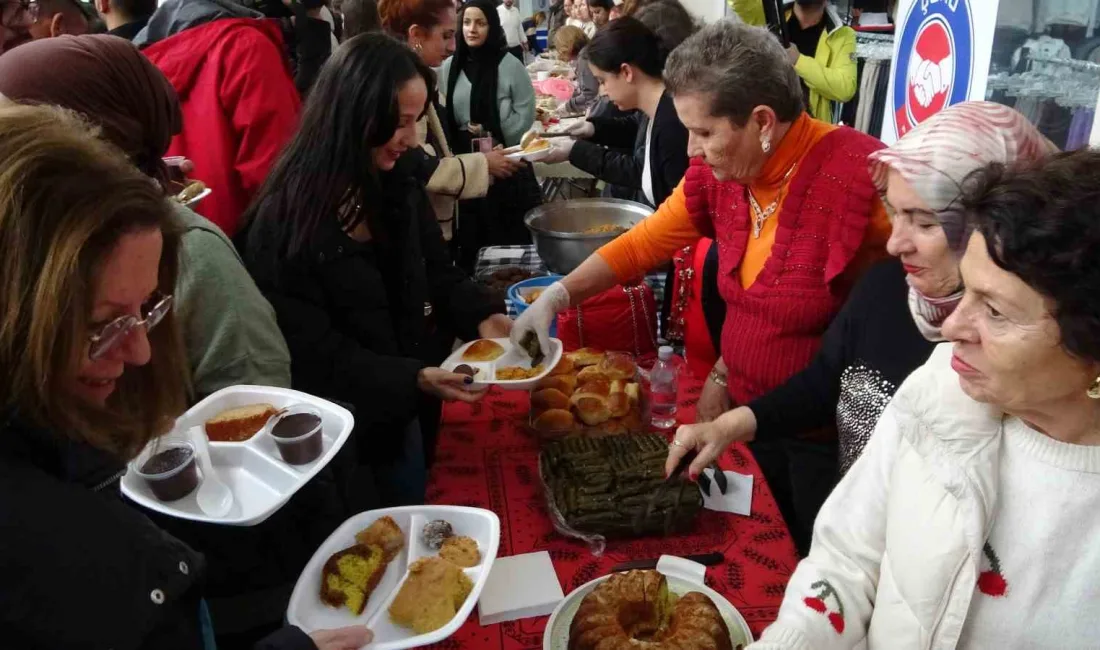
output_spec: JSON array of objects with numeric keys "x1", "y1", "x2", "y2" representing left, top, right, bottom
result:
[
  {"x1": 543, "y1": 17, "x2": 689, "y2": 208},
  {"x1": 243, "y1": 34, "x2": 509, "y2": 507},
  {"x1": 0, "y1": 105, "x2": 365, "y2": 650}
]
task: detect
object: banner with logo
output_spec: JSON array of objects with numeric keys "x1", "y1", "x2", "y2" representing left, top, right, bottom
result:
[{"x1": 881, "y1": 0, "x2": 1001, "y2": 144}]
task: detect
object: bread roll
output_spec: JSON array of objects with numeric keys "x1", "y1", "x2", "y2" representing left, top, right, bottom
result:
[
  {"x1": 607, "y1": 392, "x2": 631, "y2": 418},
  {"x1": 599, "y1": 354, "x2": 637, "y2": 381},
  {"x1": 536, "y1": 374, "x2": 577, "y2": 396},
  {"x1": 548, "y1": 355, "x2": 575, "y2": 376},
  {"x1": 533, "y1": 408, "x2": 575, "y2": 432},
  {"x1": 462, "y1": 339, "x2": 505, "y2": 362},
  {"x1": 574, "y1": 396, "x2": 612, "y2": 426},
  {"x1": 567, "y1": 347, "x2": 605, "y2": 368},
  {"x1": 576, "y1": 366, "x2": 610, "y2": 384},
  {"x1": 532, "y1": 388, "x2": 571, "y2": 411}
]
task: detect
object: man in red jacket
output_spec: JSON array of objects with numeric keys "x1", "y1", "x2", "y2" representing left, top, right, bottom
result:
[{"x1": 135, "y1": 0, "x2": 301, "y2": 237}]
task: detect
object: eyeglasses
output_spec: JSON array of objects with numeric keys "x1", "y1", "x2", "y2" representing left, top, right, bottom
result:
[
  {"x1": 88, "y1": 293, "x2": 173, "y2": 361},
  {"x1": 1, "y1": 0, "x2": 40, "y2": 26}
]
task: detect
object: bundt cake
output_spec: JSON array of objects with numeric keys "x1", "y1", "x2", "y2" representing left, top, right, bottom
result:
[{"x1": 568, "y1": 570, "x2": 734, "y2": 650}]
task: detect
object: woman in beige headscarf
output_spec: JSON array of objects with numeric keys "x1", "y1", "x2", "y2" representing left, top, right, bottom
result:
[{"x1": 377, "y1": 0, "x2": 522, "y2": 239}]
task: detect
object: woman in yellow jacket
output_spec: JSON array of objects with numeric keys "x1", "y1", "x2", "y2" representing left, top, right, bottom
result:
[{"x1": 732, "y1": 0, "x2": 856, "y2": 124}]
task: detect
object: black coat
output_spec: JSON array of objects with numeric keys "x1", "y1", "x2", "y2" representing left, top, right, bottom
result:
[
  {"x1": 0, "y1": 415, "x2": 314, "y2": 650},
  {"x1": 569, "y1": 92, "x2": 689, "y2": 207},
  {"x1": 244, "y1": 174, "x2": 505, "y2": 458}
]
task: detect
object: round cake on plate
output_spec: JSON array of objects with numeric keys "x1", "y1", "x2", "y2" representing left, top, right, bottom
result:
[{"x1": 568, "y1": 570, "x2": 735, "y2": 650}]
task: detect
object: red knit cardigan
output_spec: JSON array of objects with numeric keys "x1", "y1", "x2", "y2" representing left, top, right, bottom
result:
[{"x1": 685, "y1": 127, "x2": 885, "y2": 404}]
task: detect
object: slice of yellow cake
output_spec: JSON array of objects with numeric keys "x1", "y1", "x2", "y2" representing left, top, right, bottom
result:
[{"x1": 319, "y1": 544, "x2": 385, "y2": 615}]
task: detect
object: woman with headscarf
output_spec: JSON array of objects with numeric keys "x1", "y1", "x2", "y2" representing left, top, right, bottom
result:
[
  {"x1": 0, "y1": 35, "x2": 347, "y2": 646},
  {"x1": 666, "y1": 103, "x2": 1056, "y2": 536},
  {"x1": 440, "y1": 0, "x2": 539, "y2": 269},
  {"x1": 0, "y1": 34, "x2": 291, "y2": 403}
]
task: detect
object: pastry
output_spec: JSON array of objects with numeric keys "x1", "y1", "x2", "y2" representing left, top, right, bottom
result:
[
  {"x1": 355, "y1": 515, "x2": 405, "y2": 562},
  {"x1": 571, "y1": 379, "x2": 611, "y2": 404},
  {"x1": 568, "y1": 348, "x2": 605, "y2": 368},
  {"x1": 576, "y1": 366, "x2": 610, "y2": 384},
  {"x1": 549, "y1": 355, "x2": 575, "y2": 376},
  {"x1": 534, "y1": 408, "x2": 575, "y2": 433},
  {"x1": 174, "y1": 180, "x2": 207, "y2": 204},
  {"x1": 574, "y1": 396, "x2": 612, "y2": 426},
  {"x1": 568, "y1": 570, "x2": 733, "y2": 650},
  {"x1": 533, "y1": 387, "x2": 571, "y2": 412},
  {"x1": 537, "y1": 374, "x2": 577, "y2": 396},
  {"x1": 462, "y1": 339, "x2": 505, "y2": 362},
  {"x1": 388, "y1": 557, "x2": 474, "y2": 634},
  {"x1": 599, "y1": 354, "x2": 637, "y2": 381},
  {"x1": 438, "y1": 535, "x2": 480, "y2": 568},
  {"x1": 204, "y1": 403, "x2": 278, "y2": 442},
  {"x1": 607, "y1": 392, "x2": 631, "y2": 419},
  {"x1": 319, "y1": 544, "x2": 386, "y2": 616},
  {"x1": 421, "y1": 519, "x2": 454, "y2": 550}
]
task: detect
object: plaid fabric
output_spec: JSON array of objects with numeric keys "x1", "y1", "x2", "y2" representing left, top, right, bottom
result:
[{"x1": 475, "y1": 245, "x2": 667, "y2": 318}]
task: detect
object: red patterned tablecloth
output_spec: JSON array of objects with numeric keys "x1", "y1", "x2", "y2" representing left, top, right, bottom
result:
[{"x1": 424, "y1": 378, "x2": 799, "y2": 649}]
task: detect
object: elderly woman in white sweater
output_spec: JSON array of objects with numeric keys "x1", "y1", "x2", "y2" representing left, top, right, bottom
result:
[{"x1": 752, "y1": 148, "x2": 1100, "y2": 649}]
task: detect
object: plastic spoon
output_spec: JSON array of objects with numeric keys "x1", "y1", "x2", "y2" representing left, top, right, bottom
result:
[{"x1": 188, "y1": 425, "x2": 233, "y2": 517}]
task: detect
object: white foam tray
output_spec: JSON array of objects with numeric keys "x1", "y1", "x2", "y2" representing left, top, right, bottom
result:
[
  {"x1": 288, "y1": 505, "x2": 501, "y2": 649},
  {"x1": 543, "y1": 556, "x2": 753, "y2": 649},
  {"x1": 442, "y1": 337, "x2": 563, "y2": 391},
  {"x1": 506, "y1": 145, "x2": 553, "y2": 162},
  {"x1": 121, "y1": 385, "x2": 354, "y2": 526}
]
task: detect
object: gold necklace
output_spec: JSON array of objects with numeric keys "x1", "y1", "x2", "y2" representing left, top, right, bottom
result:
[{"x1": 747, "y1": 163, "x2": 798, "y2": 238}]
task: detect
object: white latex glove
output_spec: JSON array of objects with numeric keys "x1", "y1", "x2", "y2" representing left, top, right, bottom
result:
[
  {"x1": 562, "y1": 120, "x2": 596, "y2": 139},
  {"x1": 510, "y1": 281, "x2": 571, "y2": 356},
  {"x1": 541, "y1": 138, "x2": 575, "y2": 164}
]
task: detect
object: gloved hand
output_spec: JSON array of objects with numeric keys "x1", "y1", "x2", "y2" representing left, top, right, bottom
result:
[
  {"x1": 510, "y1": 281, "x2": 571, "y2": 356},
  {"x1": 562, "y1": 120, "x2": 596, "y2": 139},
  {"x1": 541, "y1": 138, "x2": 576, "y2": 164}
]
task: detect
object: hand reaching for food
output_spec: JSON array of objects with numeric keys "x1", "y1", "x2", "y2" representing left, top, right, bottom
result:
[
  {"x1": 666, "y1": 406, "x2": 757, "y2": 480},
  {"x1": 510, "y1": 281, "x2": 570, "y2": 356},
  {"x1": 308, "y1": 625, "x2": 374, "y2": 650},
  {"x1": 541, "y1": 138, "x2": 575, "y2": 164},
  {"x1": 562, "y1": 120, "x2": 596, "y2": 139}
]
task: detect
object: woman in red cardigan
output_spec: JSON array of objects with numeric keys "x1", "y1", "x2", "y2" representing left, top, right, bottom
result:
[{"x1": 513, "y1": 20, "x2": 891, "y2": 552}]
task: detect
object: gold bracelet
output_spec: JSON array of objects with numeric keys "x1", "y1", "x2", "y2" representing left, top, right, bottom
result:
[{"x1": 708, "y1": 367, "x2": 728, "y2": 388}]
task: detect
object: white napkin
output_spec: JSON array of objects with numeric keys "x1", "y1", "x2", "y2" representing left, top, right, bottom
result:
[{"x1": 700, "y1": 468, "x2": 753, "y2": 516}]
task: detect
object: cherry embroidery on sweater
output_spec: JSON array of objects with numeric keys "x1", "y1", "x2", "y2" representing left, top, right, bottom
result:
[
  {"x1": 978, "y1": 542, "x2": 1008, "y2": 597},
  {"x1": 803, "y1": 579, "x2": 845, "y2": 634}
]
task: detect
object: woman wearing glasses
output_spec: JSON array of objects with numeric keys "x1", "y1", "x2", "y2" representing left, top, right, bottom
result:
[
  {"x1": 1, "y1": 0, "x2": 36, "y2": 53},
  {"x1": 0, "y1": 104, "x2": 368, "y2": 650},
  {"x1": 0, "y1": 35, "x2": 292, "y2": 401}
]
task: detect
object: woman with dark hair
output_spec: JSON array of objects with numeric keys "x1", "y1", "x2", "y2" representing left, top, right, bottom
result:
[
  {"x1": 378, "y1": 0, "x2": 523, "y2": 243},
  {"x1": 440, "y1": 0, "x2": 539, "y2": 269},
  {"x1": 0, "y1": 104, "x2": 368, "y2": 650},
  {"x1": 545, "y1": 17, "x2": 688, "y2": 209},
  {"x1": 634, "y1": 0, "x2": 697, "y2": 51},
  {"x1": 243, "y1": 34, "x2": 510, "y2": 506},
  {"x1": 753, "y1": 149, "x2": 1100, "y2": 649}
]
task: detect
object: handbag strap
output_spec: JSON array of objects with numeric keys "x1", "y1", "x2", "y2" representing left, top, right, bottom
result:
[{"x1": 574, "y1": 284, "x2": 658, "y2": 356}]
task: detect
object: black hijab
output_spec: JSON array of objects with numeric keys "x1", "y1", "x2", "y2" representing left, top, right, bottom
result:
[{"x1": 445, "y1": 0, "x2": 509, "y2": 147}]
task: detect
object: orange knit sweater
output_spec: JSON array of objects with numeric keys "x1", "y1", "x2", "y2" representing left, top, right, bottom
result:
[{"x1": 597, "y1": 114, "x2": 891, "y2": 291}]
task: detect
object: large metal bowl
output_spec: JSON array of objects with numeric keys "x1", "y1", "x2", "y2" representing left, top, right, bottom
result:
[{"x1": 524, "y1": 198, "x2": 654, "y2": 274}]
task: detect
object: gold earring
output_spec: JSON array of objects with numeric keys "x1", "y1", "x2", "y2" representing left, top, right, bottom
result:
[
  {"x1": 414, "y1": 41, "x2": 423, "y2": 51},
  {"x1": 1088, "y1": 377, "x2": 1100, "y2": 400},
  {"x1": 761, "y1": 137, "x2": 771, "y2": 154}
]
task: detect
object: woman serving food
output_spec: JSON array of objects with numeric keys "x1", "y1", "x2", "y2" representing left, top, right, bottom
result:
[
  {"x1": 513, "y1": 20, "x2": 891, "y2": 549},
  {"x1": 666, "y1": 103, "x2": 1055, "y2": 548}
]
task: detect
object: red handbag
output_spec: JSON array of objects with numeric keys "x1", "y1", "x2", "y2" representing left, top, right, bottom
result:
[{"x1": 556, "y1": 283, "x2": 659, "y2": 358}]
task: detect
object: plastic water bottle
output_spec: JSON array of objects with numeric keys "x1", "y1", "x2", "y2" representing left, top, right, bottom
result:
[{"x1": 650, "y1": 346, "x2": 679, "y2": 429}]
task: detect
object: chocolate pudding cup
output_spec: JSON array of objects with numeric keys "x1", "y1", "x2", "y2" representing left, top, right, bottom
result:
[
  {"x1": 268, "y1": 406, "x2": 324, "y2": 465},
  {"x1": 135, "y1": 442, "x2": 200, "y2": 501}
]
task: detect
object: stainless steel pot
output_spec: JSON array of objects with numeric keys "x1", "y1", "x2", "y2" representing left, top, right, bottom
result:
[{"x1": 524, "y1": 198, "x2": 654, "y2": 274}]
